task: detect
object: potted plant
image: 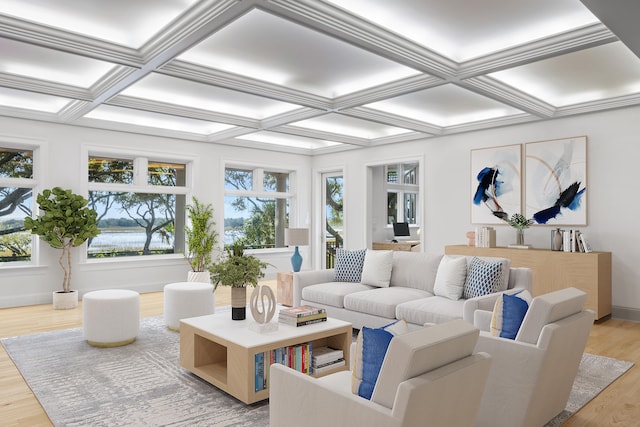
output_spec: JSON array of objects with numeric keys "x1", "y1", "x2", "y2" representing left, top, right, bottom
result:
[
  {"x1": 24, "y1": 187, "x2": 101, "y2": 309},
  {"x1": 503, "y1": 213, "x2": 534, "y2": 247},
  {"x1": 208, "y1": 242, "x2": 269, "y2": 320},
  {"x1": 184, "y1": 197, "x2": 218, "y2": 283}
]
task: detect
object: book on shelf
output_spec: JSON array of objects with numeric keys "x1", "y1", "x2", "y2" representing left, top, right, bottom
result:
[
  {"x1": 279, "y1": 311, "x2": 327, "y2": 322},
  {"x1": 312, "y1": 346, "x2": 344, "y2": 365},
  {"x1": 279, "y1": 305, "x2": 326, "y2": 318},
  {"x1": 474, "y1": 226, "x2": 496, "y2": 248},
  {"x1": 312, "y1": 358, "x2": 346, "y2": 374},
  {"x1": 254, "y1": 342, "x2": 313, "y2": 391},
  {"x1": 279, "y1": 315, "x2": 327, "y2": 327}
]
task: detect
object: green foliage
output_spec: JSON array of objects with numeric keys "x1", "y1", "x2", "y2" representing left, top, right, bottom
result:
[
  {"x1": 184, "y1": 197, "x2": 218, "y2": 272},
  {"x1": 23, "y1": 187, "x2": 101, "y2": 291},
  {"x1": 208, "y1": 242, "x2": 268, "y2": 289},
  {"x1": 0, "y1": 232, "x2": 31, "y2": 256},
  {"x1": 503, "y1": 213, "x2": 534, "y2": 230}
]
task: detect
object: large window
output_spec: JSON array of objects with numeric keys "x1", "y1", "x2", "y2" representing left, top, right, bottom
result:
[
  {"x1": 0, "y1": 147, "x2": 34, "y2": 263},
  {"x1": 386, "y1": 162, "x2": 419, "y2": 224},
  {"x1": 87, "y1": 155, "x2": 188, "y2": 258},
  {"x1": 224, "y1": 166, "x2": 291, "y2": 250}
]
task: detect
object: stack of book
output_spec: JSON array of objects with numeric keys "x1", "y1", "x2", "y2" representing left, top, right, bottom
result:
[
  {"x1": 278, "y1": 305, "x2": 327, "y2": 327},
  {"x1": 312, "y1": 346, "x2": 345, "y2": 374}
]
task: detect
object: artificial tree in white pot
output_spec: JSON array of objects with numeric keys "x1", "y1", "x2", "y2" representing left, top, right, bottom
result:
[
  {"x1": 184, "y1": 197, "x2": 218, "y2": 283},
  {"x1": 24, "y1": 187, "x2": 101, "y2": 309}
]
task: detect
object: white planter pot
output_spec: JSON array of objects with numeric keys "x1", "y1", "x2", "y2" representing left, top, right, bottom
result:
[
  {"x1": 187, "y1": 271, "x2": 211, "y2": 284},
  {"x1": 52, "y1": 290, "x2": 78, "y2": 310}
]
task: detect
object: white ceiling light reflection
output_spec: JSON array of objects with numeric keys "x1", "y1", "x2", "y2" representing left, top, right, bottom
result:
[
  {"x1": 236, "y1": 131, "x2": 341, "y2": 150},
  {"x1": 291, "y1": 114, "x2": 411, "y2": 139},
  {"x1": 85, "y1": 105, "x2": 233, "y2": 134},
  {"x1": 1, "y1": 0, "x2": 198, "y2": 48},
  {"x1": 366, "y1": 85, "x2": 523, "y2": 126},
  {"x1": 120, "y1": 74, "x2": 300, "y2": 119},
  {"x1": 0, "y1": 87, "x2": 72, "y2": 113},
  {"x1": 490, "y1": 42, "x2": 640, "y2": 106},
  {"x1": 178, "y1": 9, "x2": 418, "y2": 97},
  {"x1": 326, "y1": 0, "x2": 599, "y2": 61}
]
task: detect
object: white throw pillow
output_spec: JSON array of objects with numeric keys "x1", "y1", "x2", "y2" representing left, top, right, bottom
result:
[
  {"x1": 433, "y1": 255, "x2": 468, "y2": 300},
  {"x1": 361, "y1": 250, "x2": 394, "y2": 287}
]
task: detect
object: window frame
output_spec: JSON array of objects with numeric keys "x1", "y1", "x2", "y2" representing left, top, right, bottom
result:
[
  {"x1": 83, "y1": 146, "x2": 194, "y2": 263},
  {"x1": 223, "y1": 162, "x2": 296, "y2": 253},
  {"x1": 0, "y1": 136, "x2": 46, "y2": 268}
]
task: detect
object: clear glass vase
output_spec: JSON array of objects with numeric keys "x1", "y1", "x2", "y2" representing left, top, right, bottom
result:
[{"x1": 515, "y1": 229, "x2": 525, "y2": 246}]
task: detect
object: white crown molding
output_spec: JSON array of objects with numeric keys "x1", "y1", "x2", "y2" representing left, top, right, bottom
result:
[
  {"x1": 0, "y1": 73, "x2": 90, "y2": 100},
  {"x1": 459, "y1": 76, "x2": 556, "y2": 117},
  {"x1": 274, "y1": 125, "x2": 371, "y2": 147},
  {"x1": 343, "y1": 107, "x2": 442, "y2": 135},
  {"x1": 554, "y1": 93, "x2": 640, "y2": 117},
  {"x1": 459, "y1": 23, "x2": 618, "y2": 78}
]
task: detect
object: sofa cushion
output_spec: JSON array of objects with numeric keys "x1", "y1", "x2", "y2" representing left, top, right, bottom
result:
[
  {"x1": 334, "y1": 248, "x2": 366, "y2": 282},
  {"x1": 344, "y1": 287, "x2": 432, "y2": 318},
  {"x1": 361, "y1": 250, "x2": 393, "y2": 288},
  {"x1": 352, "y1": 319, "x2": 409, "y2": 400},
  {"x1": 396, "y1": 296, "x2": 465, "y2": 325},
  {"x1": 389, "y1": 252, "x2": 443, "y2": 293},
  {"x1": 433, "y1": 255, "x2": 467, "y2": 300},
  {"x1": 491, "y1": 289, "x2": 532, "y2": 339},
  {"x1": 465, "y1": 256, "x2": 511, "y2": 291},
  {"x1": 463, "y1": 257, "x2": 504, "y2": 299},
  {"x1": 301, "y1": 282, "x2": 374, "y2": 308}
]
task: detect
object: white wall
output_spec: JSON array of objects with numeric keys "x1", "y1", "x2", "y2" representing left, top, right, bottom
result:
[
  {"x1": 0, "y1": 117, "x2": 311, "y2": 307},
  {"x1": 311, "y1": 106, "x2": 640, "y2": 318}
]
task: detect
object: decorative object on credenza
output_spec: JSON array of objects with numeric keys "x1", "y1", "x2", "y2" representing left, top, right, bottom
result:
[
  {"x1": 466, "y1": 231, "x2": 475, "y2": 246},
  {"x1": 250, "y1": 285, "x2": 276, "y2": 324},
  {"x1": 474, "y1": 227, "x2": 496, "y2": 248},
  {"x1": 525, "y1": 136, "x2": 587, "y2": 226},
  {"x1": 502, "y1": 213, "x2": 534, "y2": 249},
  {"x1": 208, "y1": 242, "x2": 269, "y2": 320},
  {"x1": 470, "y1": 144, "x2": 522, "y2": 224},
  {"x1": 284, "y1": 228, "x2": 309, "y2": 272},
  {"x1": 551, "y1": 228, "x2": 563, "y2": 251}
]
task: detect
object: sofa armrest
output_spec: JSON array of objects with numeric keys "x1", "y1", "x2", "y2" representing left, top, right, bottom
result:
[
  {"x1": 292, "y1": 269, "x2": 336, "y2": 306},
  {"x1": 474, "y1": 310, "x2": 493, "y2": 332},
  {"x1": 269, "y1": 364, "x2": 399, "y2": 427},
  {"x1": 507, "y1": 267, "x2": 532, "y2": 292}
]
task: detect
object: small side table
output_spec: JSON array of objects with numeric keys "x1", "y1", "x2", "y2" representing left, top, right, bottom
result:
[{"x1": 277, "y1": 272, "x2": 294, "y2": 306}]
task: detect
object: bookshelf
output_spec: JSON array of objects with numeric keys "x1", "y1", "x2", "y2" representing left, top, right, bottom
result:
[
  {"x1": 444, "y1": 245, "x2": 612, "y2": 319},
  {"x1": 180, "y1": 312, "x2": 352, "y2": 404}
]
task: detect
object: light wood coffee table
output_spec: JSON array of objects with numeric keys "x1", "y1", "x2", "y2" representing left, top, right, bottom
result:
[{"x1": 179, "y1": 310, "x2": 352, "y2": 404}]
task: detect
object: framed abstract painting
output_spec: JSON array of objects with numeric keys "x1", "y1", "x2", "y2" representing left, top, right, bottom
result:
[
  {"x1": 470, "y1": 144, "x2": 522, "y2": 224},
  {"x1": 525, "y1": 136, "x2": 587, "y2": 225}
]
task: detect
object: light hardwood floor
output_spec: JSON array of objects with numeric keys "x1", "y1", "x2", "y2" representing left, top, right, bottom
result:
[{"x1": 1, "y1": 282, "x2": 638, "y2": 426}]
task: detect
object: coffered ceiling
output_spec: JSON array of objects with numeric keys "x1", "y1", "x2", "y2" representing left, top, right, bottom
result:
[{"x1": 1, "y1": 0, "x2": 639, "y2": 155}]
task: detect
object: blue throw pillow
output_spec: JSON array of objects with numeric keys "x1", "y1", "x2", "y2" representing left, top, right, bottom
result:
[
  {"x1": 351, "y1": 319, "x2": 408, "y2": 399},
  {"x1": 463, "y1": 257, "x2": 504, "y2": 299},
  {"x1": 491, "y1": 290, "x2": 532, "y2": 339},
  {"x1": 334, "y1": 248, "x2": 366, "y2": 282}
]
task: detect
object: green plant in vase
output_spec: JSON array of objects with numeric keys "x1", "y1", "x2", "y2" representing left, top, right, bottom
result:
[
  {"x1": 208, "y1": 242, "x2": 269, "y2": 320},
  {"x1": 184, "y1": 197, "x2": 218, "y2": 282},
  {"x1": 503, "y1": 213, "x2": 534, "y2": 246}
]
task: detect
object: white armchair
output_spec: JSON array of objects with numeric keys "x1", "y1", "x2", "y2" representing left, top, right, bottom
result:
[
  {"x1": 472, "y1": 287, "x2": 595, "y2": 427},
  {"x1": 269, "y1": 319, "x2": 492, "y2": 427}
]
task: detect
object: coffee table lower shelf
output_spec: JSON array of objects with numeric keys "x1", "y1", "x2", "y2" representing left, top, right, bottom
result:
[{"x1": 180, "y1": 313, "x2": 352, "y2": 404}]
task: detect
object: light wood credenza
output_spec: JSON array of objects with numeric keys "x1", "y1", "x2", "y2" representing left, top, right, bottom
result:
[
  {"x1": 444, "y1": 245, "x2": 612, "y2": 320},
  {"x1": 372, "y1": 240, "x2": 421, "y2": 251}
]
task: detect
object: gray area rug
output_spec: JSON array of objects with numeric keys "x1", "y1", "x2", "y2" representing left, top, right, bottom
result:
[{"x1": 2, "y1": 316, "x2": 633, "y2": 426}]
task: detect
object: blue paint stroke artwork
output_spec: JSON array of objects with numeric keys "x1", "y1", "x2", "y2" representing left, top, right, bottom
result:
[
  {"x1": 525, "y1": 136, "x2": 587, "y2": 226},
  {"x1": 471, "y1": 144, "x2": 522, "y2": 224}
]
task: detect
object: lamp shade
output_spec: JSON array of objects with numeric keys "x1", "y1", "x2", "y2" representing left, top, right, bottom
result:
[{"x1": 284, "y1": 228, "x2": 309, "y2": 246}]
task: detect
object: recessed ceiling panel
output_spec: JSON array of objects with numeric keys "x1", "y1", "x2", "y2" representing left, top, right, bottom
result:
[
  {"x1": 177, "y1": 9, "x2": 419, "y2": 97},
  {"x1": 120, "y1": 74, "x2": 300, "y2": 119},
  {"x1": 366, "y1": 85, "x2": 524, "y2": 126},
  {"x1": 1, "y1": 0, "x2": 198, "y2": 48},
  {"x1": 85, "y1": 105, "x2": 234, "y2": 135},
  {"x1": 290, "y1": 114, "x2": 412, "y2": 139},
  {"x1": 0, "y1": 39, "x2": 116, "y2": 88},
  {"x1": 0, "y1": 87, "x2": 72, "y2": 113},
  {"x1": 326, "y1": 0, "x2": 599, "y2": 62},
  {"x1": 236, "y1": 131, "x2": 342, "y2": 150},
  {"x1": 490, "y1": 42, "x2": 640, "y2": 106}
]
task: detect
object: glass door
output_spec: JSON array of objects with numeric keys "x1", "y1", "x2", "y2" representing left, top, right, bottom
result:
[{"x1": 322, "y1": 172, "x2": 343, "y2": 269}]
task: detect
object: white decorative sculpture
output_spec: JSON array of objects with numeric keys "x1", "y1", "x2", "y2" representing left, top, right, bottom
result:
[{"x1": 250, "y1": 285, "x2": 276, "y2": 324}]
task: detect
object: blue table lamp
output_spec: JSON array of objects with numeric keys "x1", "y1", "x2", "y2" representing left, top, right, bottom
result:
[{"x1": 285, "y1": 228, "x2": 309, "y2": 272}]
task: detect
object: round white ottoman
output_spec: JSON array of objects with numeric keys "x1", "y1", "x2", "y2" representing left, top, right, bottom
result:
[
  {"x1": 83, "y1": 289, "x2": 140, "y2": 347},
  {"x1": 164, "y1": 282, "x2": 215, "y2": 331}
]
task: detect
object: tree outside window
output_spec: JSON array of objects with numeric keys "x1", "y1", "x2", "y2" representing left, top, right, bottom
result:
[{"x1": 0, "y1": 148, "x2": 34, "y2": 262}]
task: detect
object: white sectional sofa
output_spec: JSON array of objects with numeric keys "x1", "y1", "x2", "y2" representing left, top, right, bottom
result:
[{"x1": 293, "y1": 250, "x2": 532, "y2": 330}]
